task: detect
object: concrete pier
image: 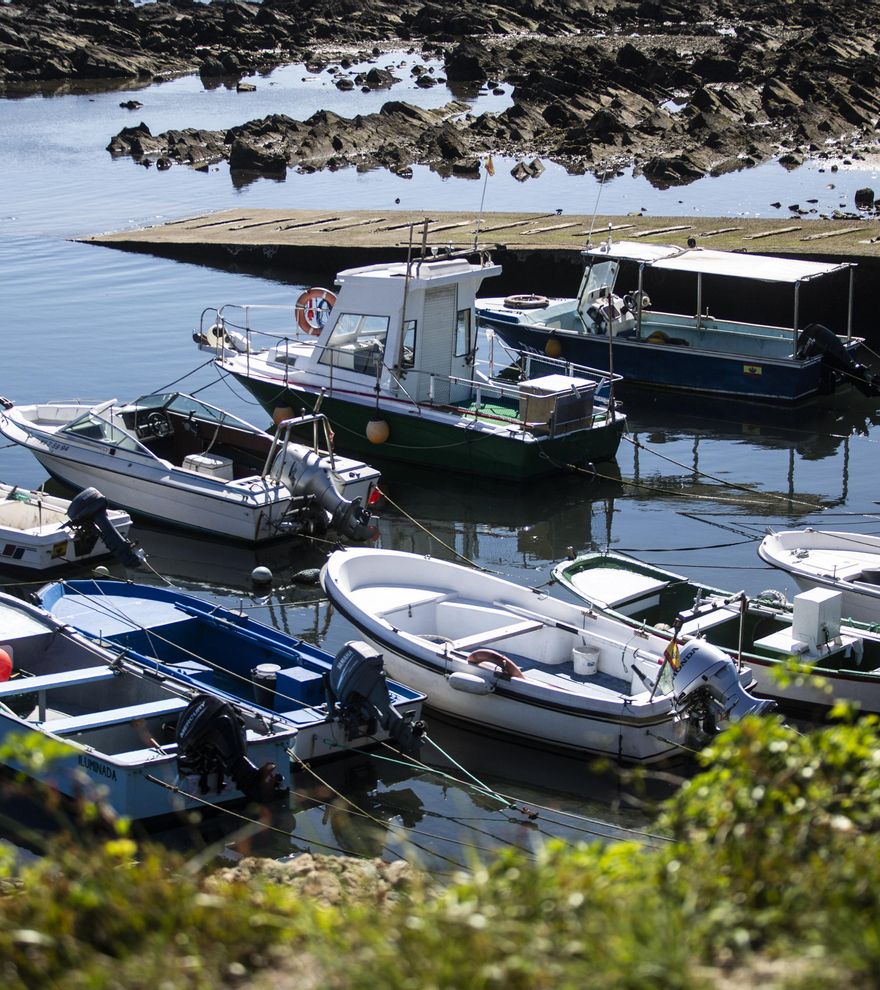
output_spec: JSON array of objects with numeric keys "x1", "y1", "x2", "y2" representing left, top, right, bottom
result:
[{"x1": 81, "y1": 209, "x2": 880, "y2": 333}]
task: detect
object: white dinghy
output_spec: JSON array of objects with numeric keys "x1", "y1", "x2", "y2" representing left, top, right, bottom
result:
[
  {"x1": 0, "y1": 483, "x2": 134, "y2": 571},
  {"x1": 0, "y1": 392, "x2": 380, "y2": 545},
  {"x1": 759, "y1": 528, "x2": 880, "y2": 624},
  {"x1": 321, "y1": 548, "x2": 772, "y2": 764}
]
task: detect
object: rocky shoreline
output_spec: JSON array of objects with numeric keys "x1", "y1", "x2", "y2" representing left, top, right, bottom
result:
[{"x1": 3, "y1": 1, "x2": 880, "y2": 193}]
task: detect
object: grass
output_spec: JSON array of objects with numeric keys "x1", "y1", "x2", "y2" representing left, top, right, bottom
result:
[{"x1": 2, "y1": 711, "x2": 880, "y2": 989}]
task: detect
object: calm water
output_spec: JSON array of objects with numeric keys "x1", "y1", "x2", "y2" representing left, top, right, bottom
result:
[{"x1": 2, "y1": 57, "x2": 880, "y2": 867}]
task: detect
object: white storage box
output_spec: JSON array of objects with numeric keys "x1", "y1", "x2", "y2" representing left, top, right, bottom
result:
[{"x1": 183, "y1": 453, "x2": 234, "y2": 480}]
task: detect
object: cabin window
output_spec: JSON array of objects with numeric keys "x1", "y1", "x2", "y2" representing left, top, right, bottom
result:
[
  {"x1": 401, "y1": 320, "x2": 416, "y2": 368},
  {"x1": 583, "y1": 260, "x2": 619, "y2": 299},
  {"x1": 454, "y1": 309, "x2": 471, "y2": 357},
  {"x1": 319, "y1": 313, "x2": 389, "y2": 376}
]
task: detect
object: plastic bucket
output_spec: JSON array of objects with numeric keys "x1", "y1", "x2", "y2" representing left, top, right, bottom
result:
[
  {"x1": 252, "y1": 662, "x2": 282, "y2": 709},
  {"x1": 572, "y1": 646, "x2": 599, "y2": 677}
]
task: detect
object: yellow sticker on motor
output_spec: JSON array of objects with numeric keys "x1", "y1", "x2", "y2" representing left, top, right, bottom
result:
[
  {"x1": 51, "y1": 541, "x2": 68, "y2": 558},
  {"x1": 743, "y1": 364, "x2": 762, "y2": 376}
]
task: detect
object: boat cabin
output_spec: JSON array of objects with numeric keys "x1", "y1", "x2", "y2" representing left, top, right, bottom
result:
[{"x1": 289, "y1": 256, "x2": 504, "y2": 404}]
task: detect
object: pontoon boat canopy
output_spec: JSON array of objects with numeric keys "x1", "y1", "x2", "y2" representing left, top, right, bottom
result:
[{"x1": 584, "y1": 241, "x2": 853, "y2": 284}]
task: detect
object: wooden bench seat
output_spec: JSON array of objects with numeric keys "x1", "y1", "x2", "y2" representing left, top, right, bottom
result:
[
  {"x1": 449, "y1": 619, "x2": 543, "y2": 652},
  {"x1": 0, "y1": 666, "x2": 117, "y2": 697},
  {"x1": 43, "y1": 697, "x2": 188, "y2": 735}
]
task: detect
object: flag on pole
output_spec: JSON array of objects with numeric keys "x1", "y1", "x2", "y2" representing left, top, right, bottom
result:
[
  {"x1": 485, "y1": 155, "x2": 495, "y2": 176},
  {"x1": 662, "y1": 634, "x2": 681, "y2": 671}
]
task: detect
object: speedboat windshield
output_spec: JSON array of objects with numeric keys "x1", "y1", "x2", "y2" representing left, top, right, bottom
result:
[
  {"x1": 60, "y1": 402, "x2": 144, "y2": 452},
  {"x1": 129, "y1": 393, "x2": 249, "y2": 430}
]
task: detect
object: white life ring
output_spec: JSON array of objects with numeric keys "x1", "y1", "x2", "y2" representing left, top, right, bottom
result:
[
  {"x1": 503, "y1": 294, "x2": 549, "y2": 310},
  {"x1": 295, "y1": 287, "x2": 337, "y2": 335}
]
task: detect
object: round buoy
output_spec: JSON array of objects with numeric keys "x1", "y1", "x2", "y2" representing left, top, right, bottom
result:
[
  {"x1": 272, "y1": 406, "x2": 295, "y2": 426},
  {"x1": 0, "y1": 648, "x2": 11, "y2": 682},
  {"x1": 544, "y1": 337, "x2": 562, "y2": 359},
  {"x1": 93, "y1": 565, "x2": 110, "y2": 577},
  {"x1": 252, "y1": 566, "x2": 273, "y2": 586},
  {"x1": 366, "y1": 419, "x2": 390, "y2": 444}
]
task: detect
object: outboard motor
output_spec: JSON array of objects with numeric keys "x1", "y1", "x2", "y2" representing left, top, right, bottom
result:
[
  {"x1": 273, "y1": 446, "x2": 376, "y2": 542},
  {"x1": 66, "y1": 487, "x2": 144, "y2": 568},
  {"x1": 176, "y1": 694, "x2": 286, "y2": 802},
  {"x1": 326, "y1": 641, "x2": 425, "y2": 755},
  {"x1": 797, "y1": 323, "x2": 880, "y2": 397},
  {"x1": 671, "y1": 640, "x2": 774, "y2": 737}
]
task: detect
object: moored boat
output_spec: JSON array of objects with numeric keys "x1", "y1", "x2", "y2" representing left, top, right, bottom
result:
[
  {"x1": 476, "y1": 237, "x2": 878, "y2": 404},
  {"x1": 38, "y1": 579, "x2": 426, "y2": 764},
  {"x1": 758, "y1": 528, "x2": 880, "y2": 625},
  {"x1": 193, "y1": 243, "x2": 626, "y2": 481},
  {"x1": 0, "y1": 482, "x2": 135, "y2": 571},
  {"x1": 320, "y1": 547, "x2": 772, "y2": 765},
  {"x1": 0, "y1": 393, "x2": 380, "y2": 545},
  {"x1": 0, "y1": 591, "x2": 296, "y2": 821},
  {"x1": 553, "y1": 549, "x2": 880, "y2": 713}
]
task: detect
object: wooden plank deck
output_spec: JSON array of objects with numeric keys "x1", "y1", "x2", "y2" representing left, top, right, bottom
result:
[{"x1": 81, "y1": 209, "x2": 880, "y2": 260}]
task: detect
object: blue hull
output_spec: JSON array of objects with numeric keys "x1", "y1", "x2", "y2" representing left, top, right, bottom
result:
[
  {"x1": 485, "y1": 320, "x2": 829, "y2": 403},
  {"x1": 38, "y1": 581, "x2": 425, "y2": 762}
]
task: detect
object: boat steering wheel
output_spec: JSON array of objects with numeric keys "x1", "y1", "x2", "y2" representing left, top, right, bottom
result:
[{"x1": 145, "y1": 411, "x2": 172, "y2": 438}]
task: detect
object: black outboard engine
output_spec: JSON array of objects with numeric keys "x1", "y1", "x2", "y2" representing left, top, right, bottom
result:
[
  {"x1": 66, "y1": 487, "x2": 144, "y2": 568},
  {"x1": 797, "y1": 323, "x2": 880, "y2": 397},
  {"x1": 326, "y1": 641, "x2": 425, "y2": 755},
  {"x1": 176, "y1": 694, "x2": 286, "y2": 802},
  {"x1": 671, "y1": 640, "x2": 775, "y2": 738}
]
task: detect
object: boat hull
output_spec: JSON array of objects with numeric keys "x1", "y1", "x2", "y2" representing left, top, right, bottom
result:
[
  {"x1": 39, "y1": 581, "x2": 426, "y2": 764},
  {"x1": 31, "y1": 448, "x2": 288, "y2": 544},
  {"x1": 482, "y1": 319, "x2": 829, "y2": 403},
  {"x1": 230, "y1": 374, "x2": 625, "y2": 481}
]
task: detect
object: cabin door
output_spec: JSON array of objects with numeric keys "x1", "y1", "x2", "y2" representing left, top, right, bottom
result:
[{"x1": 415, "y1": 285, "x2": 464, "y2": 403}]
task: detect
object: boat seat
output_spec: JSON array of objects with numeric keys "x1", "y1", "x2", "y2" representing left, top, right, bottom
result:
[
  {"x1": 43, "y1": 697, "x2": 188, "y2": 735},
  {"x1": 0, "y1": 666, "x2": 117, "y2": 697},
  {"x1": 360, "y1": 587, "x2": 450, "y2": 618},
  {"x1": 526, "y1": 668, "x2": 631, "y2": 699},
  {"x1": 677, "y1": 603, "x2": 740, "y2": 637},
  {"x1": 449, "y1": 619, "x2": 543, "y2": 652}
]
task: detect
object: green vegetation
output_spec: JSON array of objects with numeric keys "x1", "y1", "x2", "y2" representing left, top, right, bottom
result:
[{"x1": 2, "y1": 713, "x2": 880, "y2": 989}]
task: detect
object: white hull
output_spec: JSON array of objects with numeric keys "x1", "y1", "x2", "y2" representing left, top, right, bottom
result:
[
  {"x1": 322, "y1": 548, "x2": 768, "y2": 765},
  {"x1": 759, "y1": 529, "x2": 880, "y2": 625},
  {"x1": 0, "y1": 484, "x2": 132, "y2": 570},
  {"x1": 33, "y1": 448, "x2": 285, "y2": 544}
]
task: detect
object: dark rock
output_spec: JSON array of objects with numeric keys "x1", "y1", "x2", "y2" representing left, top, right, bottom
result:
[
  {"x1": 855, "y1": 187, "x2": 875, "y2": 209},
  {"x1": 229, "y1": 136, "x2": 288, "y2": 174}
]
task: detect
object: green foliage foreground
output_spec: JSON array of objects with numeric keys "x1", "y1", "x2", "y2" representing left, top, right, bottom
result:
[{"x1": 3, "y1": 714, "x2": 880, "y2": 990}]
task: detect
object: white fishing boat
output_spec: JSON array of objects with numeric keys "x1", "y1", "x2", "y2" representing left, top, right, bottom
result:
[
  {"x1": 0, "y1": 591, "x2": 297, "y2": 821},
  {"x1": 321, "y1": 548, "x2": 772, "y2": 764},
  {"x1": 193, "y1": 236, "x2": 626, "y2": 481},
  {"x1": 758, "y1": 529, "x2": 880, "y2": 624},
  {"x1": 0, "y1": 483, "x2": 134, "y2": 571},
  {"x1": 0, "y1": 392, "x2": 381, "y2": 545},
  {"x1": 553, "y1": 550, "x2": 880, "y2": 714},
  {"x1": 477, "y1": 237, "x2": 878, "y2": 403}
]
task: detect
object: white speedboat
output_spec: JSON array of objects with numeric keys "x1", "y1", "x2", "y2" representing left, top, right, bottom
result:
[
  {"x1": 0, "y1": 591, "x2": 297, "y2": 821},
  {"x1": 193, "y1": 237, "x2": 626, "y2": 481},
  {"x1": 321, "y1": 548, "x2": 772, "y2": 764},
  {"x1": 0, "y1": 482, "x2": 134, "y2": 571},
  {"x1": 477, "y1": 237, "x2": 878, "y2": 403},
  {"x1": 0, "y1": 392, "x2": 380, "y2": 545},
  {"x1": 758, "y1": 529, "x2": 880, "y2": 624}
]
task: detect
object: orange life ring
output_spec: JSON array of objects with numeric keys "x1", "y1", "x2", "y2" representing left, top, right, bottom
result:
[
  {"x1": 467, "y1": 648, "x2": 525, "y2": 679},
  {"x1": 295, "y1": 287, "x2": 337, "y2": 335},
  {"x1": 504, "y1": 294, "x2": 549, "y2": 310}
]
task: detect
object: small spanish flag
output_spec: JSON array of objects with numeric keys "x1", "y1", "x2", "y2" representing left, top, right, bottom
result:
[
  {"x1": 662, "y1": 635, "x2": 681, "y2": 672},
  {"x1": 485, "y1": 155, "x2": 495, "y2": 176}
]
